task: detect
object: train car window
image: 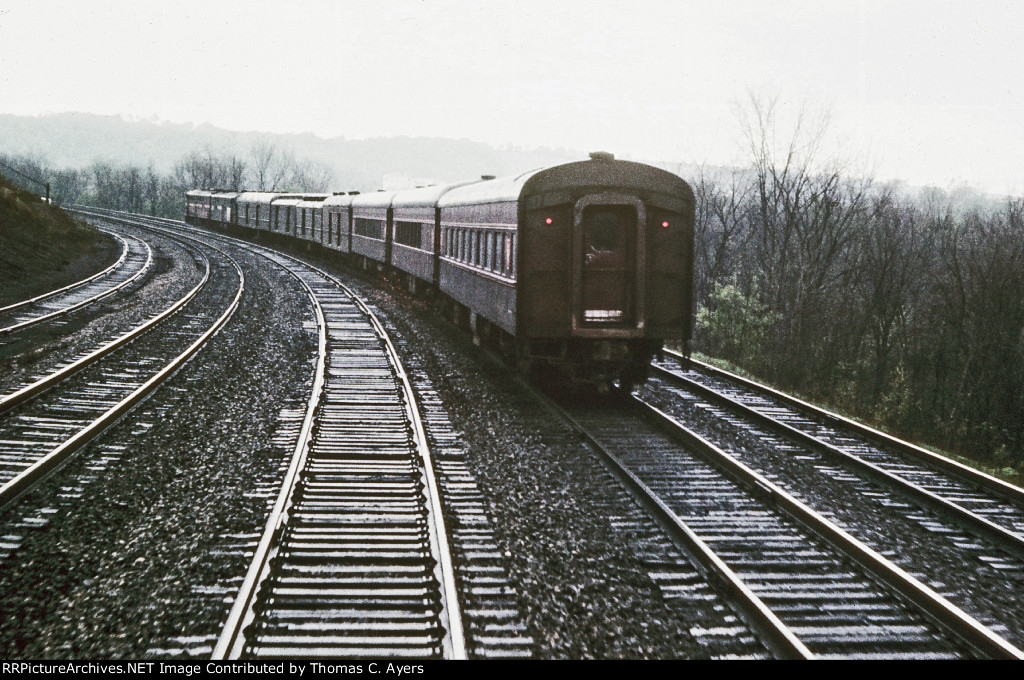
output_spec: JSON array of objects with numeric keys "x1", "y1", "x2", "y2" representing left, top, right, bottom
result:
[
  {"x1": 395, "y1": 221, "x2": 422, "y2": 249},
  {"x1": 584, "y1": 205, "x2": 635, "y2": 252},
  {"x1": 511, "y1": 234, "x2": 518, "y2": 278},
  {"x1": 354, "y1": 218, "x2": 383, "y2": 239}
]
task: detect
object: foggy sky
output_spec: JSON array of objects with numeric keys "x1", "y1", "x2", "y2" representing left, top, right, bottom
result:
[{"x1": 1, "y1": 0, "x2": 1021, "y2": 194}]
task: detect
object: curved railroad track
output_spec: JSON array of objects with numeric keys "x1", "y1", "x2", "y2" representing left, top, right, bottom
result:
[
  {"x1": 76, "y1": 208, "x2": 535, "y2": 660},
  {"x1": 0, "y1": 232, "x2": 243, "y2": 512},
  {"x1": 542, "y1": 389, "x2": 1024, "y2": 660},
  {"x1": 66, "y1": 208, "x2": 1024, "y2": 659},
  {"x1": 0, "y1": 227, "x2": 153, "y2": 336},
  {"x1": 206, "y1": 243, "x2": 465, "y2": 659},
  {"x1": 653, "y1": 352, "x2": 1024, "y2": 543},
  {"x1": 633, "y1": 353, "x2": 1024, "y2": 648}
]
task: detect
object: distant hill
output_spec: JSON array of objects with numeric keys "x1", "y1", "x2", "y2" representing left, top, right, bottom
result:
[{"x1": 0, "y1": 112, "x2": 660, "y2": 192}]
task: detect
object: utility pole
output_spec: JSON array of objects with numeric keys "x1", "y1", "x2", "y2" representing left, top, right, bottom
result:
[{"x1": 0, "y1": 160, "x2": 53, "y2": 205}]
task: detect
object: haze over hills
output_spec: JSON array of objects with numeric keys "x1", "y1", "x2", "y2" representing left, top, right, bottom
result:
[{"x1": 0, "y1": 112, "x2": 700, "y2": 192}]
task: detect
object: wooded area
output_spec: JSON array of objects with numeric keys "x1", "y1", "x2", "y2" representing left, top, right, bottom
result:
[
  {"x1": 3, "y1": 104, "x2": 1021, "y2": 473},
  {"x1": 693, "y1": 98, "x2": 1023, "y2": 474},
  {"x1": 0, "y1": 143, "x2": 334, "y2": 218}
]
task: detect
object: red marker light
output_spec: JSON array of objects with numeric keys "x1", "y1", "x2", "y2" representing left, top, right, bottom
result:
[
  {"x1": 661, "y1": 221, "x2": 670, "y2": 228},
  {"x1": 545, "y1": 217, "x2": 553, "y2": 225}
]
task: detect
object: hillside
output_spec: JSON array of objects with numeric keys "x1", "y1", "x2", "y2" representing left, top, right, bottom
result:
[
  {"x1": 0, "y1": 113, "x2": 605, "y2": 191},
  {"x1": 0, "y1": 175, "x2": 118, "y2": 306}
]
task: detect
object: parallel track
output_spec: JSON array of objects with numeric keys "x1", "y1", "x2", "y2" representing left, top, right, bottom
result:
[
  {"x1": 650, "y1": 354, "x2": 1024, "y2": 561},
  {"x1": 546, "y1": 392, "x2": 1024, "y2": 659},
  {"x1": 96, "y1": 211, "x2": 534, "y2": 658},
  {"x1": 0, "y1": 228, "x2": 153, "y2": 335},
  {"x1": 0, "y1": 232, "x2": 243, "y2": 512}
]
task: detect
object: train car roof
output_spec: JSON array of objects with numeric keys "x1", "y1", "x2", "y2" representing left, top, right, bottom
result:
[
  {"x1": 296, "y1": 194, "x2": 330, "y2": 207},
  {"x1": 323, "y1": 193, "x2": 356, "y2": 208},
  {"x1": 187, "y1": 189, "x2": 215, "y2": 198},
  {"x1": 211, "y1": 191, "x2": 241, "y2": 199},
  {"x1": 522, "y1": 157, "x2": 692, "y2": 201},
  {"x1": 437, "y1": 170, "x2": 543, "y2": 208},
  {"x1": 391, "y1": 180, "x2": 484, "y2": 210},
  {"x1": 438, "y1": 155, "x2": 692, "y2": 208},
  {"x1": 351, "y1": 189, "x2": 399, "y2": 210},
  {"x1": 237, "y1": 191, "x2": 286, "y2": 204},
  {"x1": 271, "y1": 195, "x2": 305, "y2": 206}
]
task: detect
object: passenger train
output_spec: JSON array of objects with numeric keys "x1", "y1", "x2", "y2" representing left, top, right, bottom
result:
[{"x1": 186, "y1": 153, "x2": 694, "y2": 391}]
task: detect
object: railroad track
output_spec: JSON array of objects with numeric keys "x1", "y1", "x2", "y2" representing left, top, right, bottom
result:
[
  {"x1": 0, "y1": 227, "x2": 153, "y2": 336},
  {"x1": 0, "y1": 232, "x2": 243, "y2": 512},
  {"x1": 652, "y1": 352, "x2": 1024, "y2": 546},
  {"x1": 543, "y1": 390, "x2": 1024, "y2": 660},
  {"x1": 80, "y1": 208, "x2": 1021, "y2": 659},
  {"x1": 78, "y1": 209, "x2": 534, "y2": 659},
  {"x1": 208, "y1": 243, "x2": 465, "y2": 659}
]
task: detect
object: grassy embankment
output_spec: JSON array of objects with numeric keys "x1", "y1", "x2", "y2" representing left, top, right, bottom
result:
[{"x1": 0, "y1": 178, "x2": 118, "y2": 306}]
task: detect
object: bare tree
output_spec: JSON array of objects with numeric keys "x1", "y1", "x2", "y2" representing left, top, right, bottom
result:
[
  {"x1": 289, "y1": 158, "x2": 334, "y2": 192},
  {"x1": 250, "y1": 139, "x2": 293, "y2": 191},
  {"x1": 738, "y1": 93, "x2": 871, "y2": 386}
]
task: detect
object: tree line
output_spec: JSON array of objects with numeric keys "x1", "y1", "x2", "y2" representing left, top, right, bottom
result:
[
  {"x1": 692, "y1": 97, "x2": 1023, "y2": 473},
  {"x1": 4, "y1": 107, "x2": 1020, "y2": 473},
  {"x1": 0, "y1": 141, "x2": 334, "y2": 217}
]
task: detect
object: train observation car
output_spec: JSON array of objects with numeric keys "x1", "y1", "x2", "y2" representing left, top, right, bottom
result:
[
  {"x1": 438, "y1": 152, "x2": 694, "y2": 389},
  {"x1": 185, "y1": 152, "x2": 694, "y2": 391}
]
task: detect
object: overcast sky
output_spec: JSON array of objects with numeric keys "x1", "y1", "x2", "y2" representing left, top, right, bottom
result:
[{"x1": 1, "y1": 0, "x2": 1021, "y2": 194}]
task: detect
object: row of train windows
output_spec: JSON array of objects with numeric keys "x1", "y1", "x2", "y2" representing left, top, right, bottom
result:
[{"x1": 442, "y1": 227, "x2": 516, "y2": 279}]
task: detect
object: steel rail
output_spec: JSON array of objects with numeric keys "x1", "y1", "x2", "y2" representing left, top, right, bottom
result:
[
  {"x1": 0, "y1": 241, "x2": 244, "y2": 513},
  {"x1": 328, "y1": 268, "x2": 468, "y2": 661},
  {"x1": 530, "y1": 383, "x2": 812, "y2": 660},
  {"x1": 0, "y1": 230, "x2": 153, "y2": 336},
  {"x1": 209, "y1": 234, "x2": 466, "y2": 660},
  {"x1": 649, "y1": 362, "x2": 1024, "y2": 561},
  {"x1": 665, "y1": 349, "x2": 1024, "y2": 507},
  {"x1": 211, "y1": 252, "x2": 328, "y2": 661},
  {"x1": 0, "y1": 228, "x2": 128, "y2": 313},
  {"x1": 631, "y1": 394, "x2": 1024, "y2": 660},
  {"x1": 0, "y1": 235, "x2": 211, "y2": 415}
]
